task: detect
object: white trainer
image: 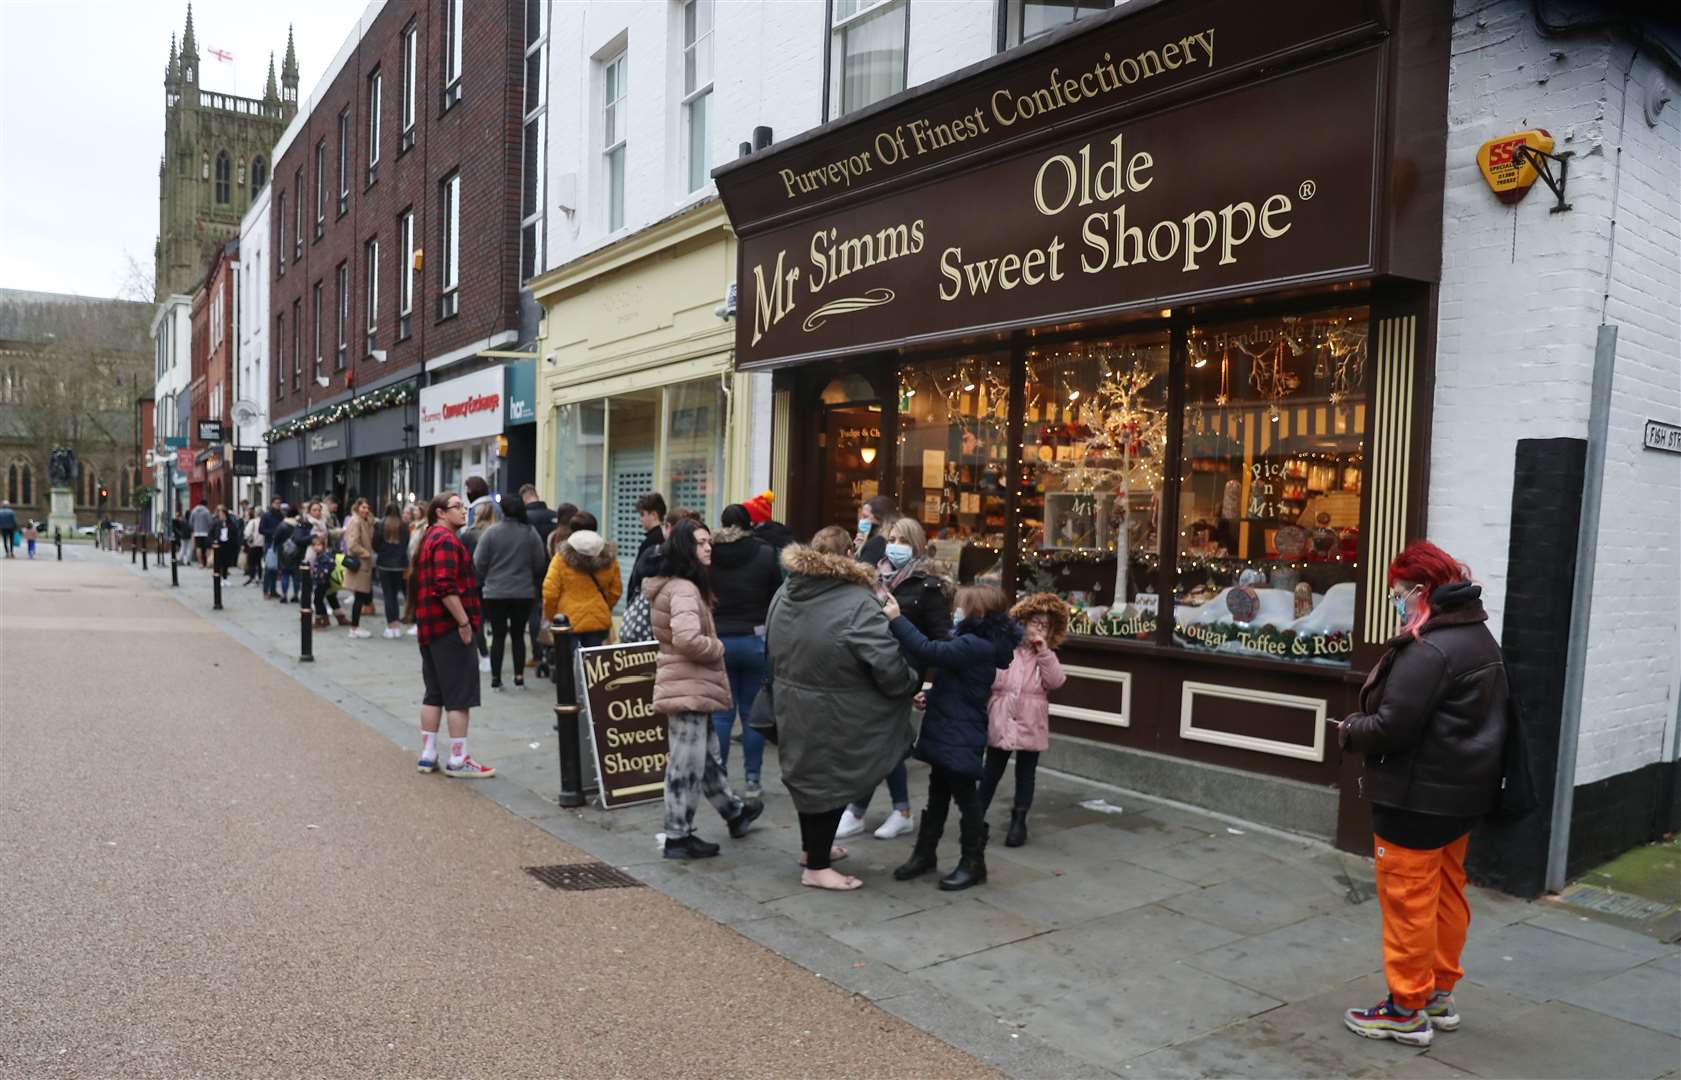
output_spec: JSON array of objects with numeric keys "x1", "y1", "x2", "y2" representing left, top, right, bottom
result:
[
  {"x1": 835, "y1": 808, "x2": 867, "y2": 839},
  {"x1": 347, "y1": 628, "x2": 372, "y2": 639},
  {"x1": 478, "y1": 655, "x2": 491, "y2": 673},
  {"x1": 874, "y1": 810, "x2": 916, "y2": 839}
]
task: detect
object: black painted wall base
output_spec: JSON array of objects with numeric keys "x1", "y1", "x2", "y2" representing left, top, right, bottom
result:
[
  {"x1": 1566, "y1": 759, "x2": 1681, "y2": 880},
  {"x1": 1466, "y1": 438, "x2": 1584, "y2": 898}
]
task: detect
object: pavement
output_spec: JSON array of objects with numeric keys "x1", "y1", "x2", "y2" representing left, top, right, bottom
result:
[
  {"x1": 14, "y1": 546, "x2": 1681, "y2": 1080},
  {"x1": 0, "y1": 552, "x2": 990, "y2": 1079}
]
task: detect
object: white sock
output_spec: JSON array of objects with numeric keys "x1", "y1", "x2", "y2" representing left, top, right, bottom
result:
[
  {"x1": 449, "y1": 737, "x2": 467, "y2": 766},
  {"x1": 420, "y1": 732, "x2": 437, "y2": 760}
]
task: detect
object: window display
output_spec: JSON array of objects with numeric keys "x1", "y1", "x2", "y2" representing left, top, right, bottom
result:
[
  {"x1": 1015, "y1": 333, "x2": 1170, "y2": 639},
  {"x1": 1172, "y1": 307, "x2": 1368, "y2": 665},
  {"x1": 896, "y1": 353, "x2": 1009, "y2": 583}
]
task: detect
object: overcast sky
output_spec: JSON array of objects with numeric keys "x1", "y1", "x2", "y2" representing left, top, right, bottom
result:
[{"x1": 0, "y1": 1, "x2": 358, "y2": 300}]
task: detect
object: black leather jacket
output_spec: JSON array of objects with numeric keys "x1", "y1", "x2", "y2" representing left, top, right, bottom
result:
[{"x1": 1340, "y1": 583, "x2": 1509, "y2": 818}]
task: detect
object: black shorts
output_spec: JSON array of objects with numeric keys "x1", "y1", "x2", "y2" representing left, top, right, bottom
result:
[
  {"x1": 421, "y1": 632, "x2": 481, "y2": 712},
  {"x1": 194, "y1": 536, "x2": 212, "y2": 551}
]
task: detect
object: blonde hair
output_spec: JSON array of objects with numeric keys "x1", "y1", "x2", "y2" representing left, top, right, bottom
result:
[
  {"x1": 809, "y1": 525, "x2": 852, "y2": 556},
  {"x1": 885, "y1": 517, "x2": 928, "y2": 556}
]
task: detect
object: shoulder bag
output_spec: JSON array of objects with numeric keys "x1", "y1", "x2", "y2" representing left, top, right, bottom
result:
[{"x1": 747, "y1": 595, "x2": 781, "y2": 744}]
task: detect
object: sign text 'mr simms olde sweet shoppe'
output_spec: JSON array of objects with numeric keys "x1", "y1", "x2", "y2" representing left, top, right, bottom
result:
[{"x1": 733, "y1": 49, "x2": 1383, "y2": 365}]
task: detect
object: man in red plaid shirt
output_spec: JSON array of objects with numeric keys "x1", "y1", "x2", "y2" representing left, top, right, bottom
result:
[{"x1": 414, "y1": 491, "x2": 494, "y2": 778}]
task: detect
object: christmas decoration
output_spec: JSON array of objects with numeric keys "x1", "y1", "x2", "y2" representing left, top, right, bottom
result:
[{"x1": 262, "y1": 381, "x2": 418, "y2": 443}]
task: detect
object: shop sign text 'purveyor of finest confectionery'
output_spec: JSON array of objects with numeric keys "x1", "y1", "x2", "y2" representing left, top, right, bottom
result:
[{"x1": 716, "y1": 0, "x2": 1394, "y2": 368}]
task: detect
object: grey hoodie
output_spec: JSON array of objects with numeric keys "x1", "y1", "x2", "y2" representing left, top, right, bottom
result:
[{"x1": 472, "y1": 519, "x2": 547, "y2": 600}]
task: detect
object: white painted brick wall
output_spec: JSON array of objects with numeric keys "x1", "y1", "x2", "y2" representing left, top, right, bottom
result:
[
  {"x1": 1433, "y1": 0, "x2": 1680, "y2": 785},
  {"x1": 237, "y1": 185, "x2": 272, "y2": 450}
]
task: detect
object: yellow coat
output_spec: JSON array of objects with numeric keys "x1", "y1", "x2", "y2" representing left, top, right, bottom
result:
[{"x1": 541, "y1": 541, "x2": 622, "y2": 633}]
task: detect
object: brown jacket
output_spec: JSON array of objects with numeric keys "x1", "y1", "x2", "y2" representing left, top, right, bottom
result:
[
  {"x1": 646, "y1": 575, "x2": 731, "y2": 715},
  {"x1": 1340, "y1": 583, "x2": 1509, "y2": 818},
  {"x1": 341, "y1": 513, "x2": 374, "y2": 594}
]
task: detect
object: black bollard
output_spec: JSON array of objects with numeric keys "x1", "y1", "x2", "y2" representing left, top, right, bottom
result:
[
  {"x1": 551, "y1": 614, "x2": 585, "y2": 807},
  {"x1": 212, "y1": 564, "x2": 223, "y2": 610},
  {"x1": 141, "y1": 537, "x2": 148, "y2": 571},
  {"x1": 54, "y1": 528, "x2": 62, "y2": 561},
  {"x1": 131, "y1": 535, "x2": 137, "y2": 564},
  {"x1": 170, "y1": 546, "x2": 179, "y2": 587},
  {"x1": 299, "y1": 588, "x2": 314, "y2": 662}
]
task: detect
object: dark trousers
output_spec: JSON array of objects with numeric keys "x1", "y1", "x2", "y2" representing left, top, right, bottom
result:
[
  {"x1": 925, "y1": 766, "x2": 984, "y2": 842},
  {"x1": 798, "y1": 808, "x2": 847, "y2": 871},
  {"x1": 350, "y1": 590, "x2": 374, "y2": 627},
  {"x1": 311, "y1": 576, "x2": 341, "y2": 616},
  {"x1": 483, "y1": 597, "x2": 534, "y2": 681},
  {"x1": 979, "y1": 748, "x2": 1040, "y2": 811},
  {"x1": 378, "y1": 569, "x2": 404, "y2": 624}
]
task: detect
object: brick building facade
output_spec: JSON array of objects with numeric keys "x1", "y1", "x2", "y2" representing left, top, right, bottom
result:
[
  {"x1": 190, "y1": 241, "x2": 239, "y2": 510},
  {"x1": 266, "y1": 0, "x2": 526, "y2": 510}
]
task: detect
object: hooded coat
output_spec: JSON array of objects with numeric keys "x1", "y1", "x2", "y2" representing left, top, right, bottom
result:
[
  {"x1": 645, "y1": 575, "x2": 732, "y2": 715},
  {"x1": 541, "y1": 530, "x2": 622, "y2": 632},
  {"x1": 987, "y1": 593, "x2": 1071, "y2": 752},
  {"x1": 709, "y1": 525, "x2": 781, "y2": 636},
  {"x1": 767, "y1": 545, "x2": 921, "y2": 813},
  {"x1": 1339, "y1": 582, "x2": 1510, "y2": 818},
  {"x1": 890, "y1": 611, "x2": 1022, "y2": 778}
]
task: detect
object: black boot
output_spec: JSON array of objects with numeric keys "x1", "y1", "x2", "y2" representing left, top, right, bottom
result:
[
  {"x1": 1005, "y1": 806, "x2": 1029, "y2": 848},
  {"x1": 893, "y1": 802, "x2": 948, "y2": 880},
  {"x1": 939, "y1": 819, "x2": 988, "y2": 891},
  {"x1": 727, "y1": 798, "x2": 765, "y2": 838}
]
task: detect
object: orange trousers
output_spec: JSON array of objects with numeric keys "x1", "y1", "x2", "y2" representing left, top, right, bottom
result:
[{"x1": 1373, "y1": 832, "x2": 1471, "y2": 1011}]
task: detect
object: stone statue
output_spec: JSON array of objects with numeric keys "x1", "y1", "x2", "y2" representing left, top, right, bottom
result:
[{"x1": 48, "y1": 447, "x2": 77, "y2": 489}]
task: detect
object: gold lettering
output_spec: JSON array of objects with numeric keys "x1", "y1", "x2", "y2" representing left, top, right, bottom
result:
[
  {"x1": 751, "y1": 249, "x2": 799, "y2": 346},
  {"x1": 1258, "y1": 193, "x2": 1293, "y2": 238}
]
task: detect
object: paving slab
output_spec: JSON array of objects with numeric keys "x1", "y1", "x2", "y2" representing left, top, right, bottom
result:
[
  {"x1": 1361, "y1": 1057, "x2": 1477, "y2": 1078},
  {"x1": 1009, "y1": 902, "x2": 1246, "y2": 974},
  {"x1": 1011, "y1": 958, "x2": 1284, "y2": 1066},
  {"x1": 835, "y1": 897, "x2": 1052, "y2": 971},
  {"x1": 1183, "y1": 913, "x2": 1379, "y2": 1003},
  {"x1": 1427, "y1": 1001, "x2": 1681, "y2": 1080},
  {"x1": 974, "y1": 858, "x2": 1193, "y2": 930},
  {"x1": 1521, "y1": 908, "x2": 1678, "y2": 963},
  {"x1": 1122, "y1": 835, "x2": 1306, "y2": 887},
  {"x1": 763, "y1": 877, "x2": 930, "y2": 931},
  {"x1": 1555, "y1": 958, "x2": 1681, "y2": 1038},
  {"x1": 1159, "y1": 877, "x2": 1343, "y2": 937},
  {"x1": 1459, "y1": 921, "x2": 1665, "y2": 1003}
]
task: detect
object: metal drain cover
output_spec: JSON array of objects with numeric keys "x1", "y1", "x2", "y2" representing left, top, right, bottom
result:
[
  {"x1": 525, "y1": 862, "x2": 642, "y2": 891},
  {"x1": 1559, "y1": 882, "x2": 1673, "y2": 921}
]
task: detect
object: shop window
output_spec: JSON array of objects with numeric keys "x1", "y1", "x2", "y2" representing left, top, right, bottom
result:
[
  {"x1": 1173, "y1": 307, "x2": 1369, "y2": 666},
  {"x1": 607, "y1": 389, "x2": 661, "y2": 600},
  {"x1": 1017, "y1": 332, "x2": 1170, "y2": 638},
  {"x1": 896, "y1": 353, "x2": 1010, "y2": 584},
  {"x1": 818, "y1": 374, "x2": 882, "y2": 533},
  {"x1": 552, "y1": 399, "x2": 606, "y2": 522},
  {"x1": 666, "y1": 378, "x2": 725, "y2": 526}
]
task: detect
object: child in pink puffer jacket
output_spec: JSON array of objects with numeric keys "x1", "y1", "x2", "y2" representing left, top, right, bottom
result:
[{"x1": 979, "y1": 593, "x2": 1069, "y2": 848}]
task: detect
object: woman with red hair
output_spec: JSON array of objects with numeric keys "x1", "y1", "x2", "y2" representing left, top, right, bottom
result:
[{"x1": 1337, "y1": 541, "x2": 1510, "y2": 1048}]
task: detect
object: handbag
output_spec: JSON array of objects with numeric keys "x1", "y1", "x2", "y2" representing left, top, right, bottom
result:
[
  {"x1": 1489, "y1": 673, "x2": 1539, "y2": 821},
  {"x1": 620, "y1": 590, "x2": 653, "y2": 643},
  {"x1": 748, "y1": 596, "x2": 782, "y2": 744},
  {"x1": 340, "y1": 553, "x2": 363, "y2": 572}
]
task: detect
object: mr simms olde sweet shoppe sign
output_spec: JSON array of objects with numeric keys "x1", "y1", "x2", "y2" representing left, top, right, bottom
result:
[
  {"x1": 577, "y1": 643, "x2": 666, "y2": 809},
  {"x1": 716, "y1": 0, "x2": 1404, "y2": 368}
]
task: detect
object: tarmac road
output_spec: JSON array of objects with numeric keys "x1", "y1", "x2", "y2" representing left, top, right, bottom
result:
[{"x1": 0, "y1": 553, "x2": 993, "y2": 1079}]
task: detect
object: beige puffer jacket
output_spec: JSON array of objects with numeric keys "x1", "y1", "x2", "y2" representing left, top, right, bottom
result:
[{"x1": 645, "y1": 575, "x2": 732, "y2": 716}]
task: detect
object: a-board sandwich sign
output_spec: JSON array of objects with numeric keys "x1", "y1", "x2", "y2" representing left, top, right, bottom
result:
[{"x1": 575, "y1": 642, "x2": 666, "y2": 809}]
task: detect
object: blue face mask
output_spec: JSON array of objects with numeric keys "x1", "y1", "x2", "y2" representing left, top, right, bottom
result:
[
  {"x1": 1391, "y1": 595, "x2": 1409, "y2": 623},
  {"x1": 858, "y1": 518, "x2": 873, "y2": 537},
  {"x1": 883, "y1": 542, "x2": 914, "y2": 569}
]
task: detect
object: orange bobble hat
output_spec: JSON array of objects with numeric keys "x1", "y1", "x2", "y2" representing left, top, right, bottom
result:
[{"x1": 743, "y1": 490, "x2": 775, "y2": 525}]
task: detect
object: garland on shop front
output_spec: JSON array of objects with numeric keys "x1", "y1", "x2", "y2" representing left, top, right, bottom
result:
[{"x1": 263, "y1": 382, "x2": 418, "y2": 443}]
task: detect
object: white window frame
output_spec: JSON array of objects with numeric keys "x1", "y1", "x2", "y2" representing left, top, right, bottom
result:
[
  {"x1": 398, "y1": 210, "x2": 415, "y2": 338},
  {"x1": 400, "y1": 22, "x2": 418, "y2": 149},
  {"x1": 519, "y1": 0, "x2": 548, "y2": 280},
  {"x1": 602, "y1": 51, "x2": 627, "y2": 232},
  {"x1": 313, "y1": 140, "x2": 326, "y2": 237},
  {"x1": 440, "y1": 172, "x2": 460, "y2": 318},
  {"x1": 682, "y1": 0, "x2": 714, "y2": 194},
  {"x1": 367, "y1": 69, "x2": 383, "y2": 182},
  {"x1": 365, "y1": 237, "x2": 380, "y2": 354},
  {"x1": 335, "y1": 261, "x2": 349, "y2": 370},
  {"x1": 831, "y1": 0, "x2": 908, "y2": 118},
  {"x1": 291, "y1": 298, "x2": 302, "y2": 390},
  {"x1": 312, "y1": 280, "x2": 324, "y2": 380},
  {"x1": 293, "y1": 170, "x2": 303, "y2": 257},
  {"x1": 442, "y1": 0, "x2": 464, "y2": 108},
  {"x1": 336, "y1": 108, "x2": 350, "y2": 213},
  {"x1": 277, "y1": 192, "x2": 287, "y2": 274},
  {"x1": 275, "y1": 312, "x2": 285, "y2": 396}
]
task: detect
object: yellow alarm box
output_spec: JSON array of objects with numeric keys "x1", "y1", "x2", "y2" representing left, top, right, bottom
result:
[{"x1": 1477, "y1": 129, "x2": 1555, "y2": 202}]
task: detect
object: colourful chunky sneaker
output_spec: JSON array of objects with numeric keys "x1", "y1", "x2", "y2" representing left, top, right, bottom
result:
[
  {"x1": 1344, "y1": 997, "x2": 1434, "y2": 1047},
  {"x1": 1424, "y1": 990, "x2": 1460, "y2": 1031},
  {"x1": 443, "y1": 756, "x2": 496, "y2": 779},
  {"x1": 417, "y1": 756, "x2": 438, "y2": 774}
]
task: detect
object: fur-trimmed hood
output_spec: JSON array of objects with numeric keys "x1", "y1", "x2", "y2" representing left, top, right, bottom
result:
[
  {"x1": 561, "y1": 532, "x2": 617, "y2": 573},
  {"x1": 713, "y1": 524, "x2": 756, "y2": 545},
  {"x1": 780, "y1": 543, "x2": 878, "y2": 591},
  {"x1": 1010, "y1": 592, "x2": 1071, "y2": 649}
]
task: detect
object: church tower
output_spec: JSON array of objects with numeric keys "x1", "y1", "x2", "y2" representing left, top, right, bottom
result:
[{"x1": 155, "y1": 6, "x2": 298, "y2": 298}]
